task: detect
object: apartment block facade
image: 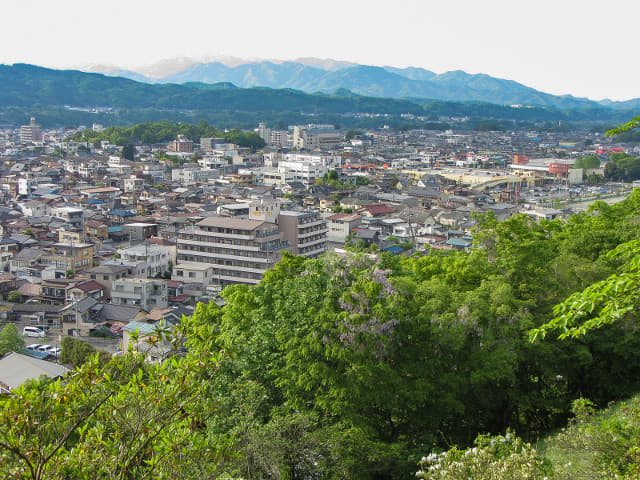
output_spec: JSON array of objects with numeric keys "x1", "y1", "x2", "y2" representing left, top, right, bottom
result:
[
  {"x1": 177, "y1": 216, "x2": 290, "y2": 286},
  {"x1": 278, "y1": 211, "x2": 328, "y2": 258},
  {"x1": 111, "y1": 278, "x2": 168, "y2": 311}
]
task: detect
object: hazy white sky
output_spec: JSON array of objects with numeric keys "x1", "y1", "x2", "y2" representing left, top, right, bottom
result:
[{"x1": 2, "y1": 0, "x2": 638, "y2": 101}]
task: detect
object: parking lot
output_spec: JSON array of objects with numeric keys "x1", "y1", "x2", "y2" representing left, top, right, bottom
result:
[{"x1": 3, "y1": 319, "x2": 122, "y2": 358}]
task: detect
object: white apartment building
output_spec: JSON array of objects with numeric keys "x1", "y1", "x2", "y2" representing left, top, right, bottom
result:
[
  {"x1": 172, "y1": 262, "x2": 215, "y2": 285},
  {"x1": 258, "y1": 168, "x2": 293, "y2": 186},
  {"x1": 283, "y1": 153, "x2": 342, "y2": 169},
  {"x1": 278, "y1": 156, "x2": 335, "y2": 185},
  {"x1": 119, "y1": 243, "x2": 173, "y2": 277},
  {"x1": 270, "y1": 130, "x2": 289, "y2": 148},
  {"x1": 171, "y1": 167, "x2": 219, "y2": 184},
  {"x1": 198, "y1": 154, "x2": 228, "y2": 169},
  {"x1": 111, "y1": 278, "x2": 168, "y2": 311},
  {"x1": 20, "y1": 117, "x2": 42, "y2": 144},
  {"x1": 53, "y1": 206, "x2": 84, "y2": 227},
  {"x1": 177, "y1": 216, "x2": 290, "y2": 286},
  {"x1": 123, "y1": 176, "x2": 144, "y2": 192},
  {"x1": 325, "y1": 213, "x2": 362, "y2": 243},
  {"x1": 292, "y1": 126, "x2": 342, "y2": 149}
]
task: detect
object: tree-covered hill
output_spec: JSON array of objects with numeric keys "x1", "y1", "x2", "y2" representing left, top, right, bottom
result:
[
  {"x1": 0, "y1": 63, "x2": 633, "y2": 129},
  {"x1": 70, "y1": 120, "x2": 266, "y2": 150},
  {"x1": 4, "y1": 189, "x2": 640, "y2": 478}
]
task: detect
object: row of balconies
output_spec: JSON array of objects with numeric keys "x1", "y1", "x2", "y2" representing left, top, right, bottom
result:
[
  {"x1": 297, "y1": 227, "x2": 328, "y2": 240},
  {"x1": 177, "y1": 248, "x2": 272, "y2": 263}
]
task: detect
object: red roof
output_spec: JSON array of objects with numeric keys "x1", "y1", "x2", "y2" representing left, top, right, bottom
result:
[
  {"x1": 74, "y1": 280, "x2": 106, "y2": 292},
  {"x1": 363, "y1": 204, "x2": 395, "y2": 216},
  {"x1": 169, "y1": 295, "x2": 190, "y2": 303}
]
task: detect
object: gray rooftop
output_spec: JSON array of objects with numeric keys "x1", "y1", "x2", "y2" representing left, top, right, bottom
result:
[{"x1": 0, "y1": 352, "x2": 69, "y2": 392}]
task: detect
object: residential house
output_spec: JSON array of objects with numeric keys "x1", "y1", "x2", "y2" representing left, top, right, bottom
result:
[
  {"x1": 85, "y1": 219, "x2": 109, "y2": 240},
  {"x1": 41, "y1": 242, "x2": 95, "y2": 274},
  {"x1": 118, "y1": 243, "x2": 172, "y2": 277},
  {"x1": 111, "y1": 278, "x2": 168, "y2": 311},
  {"x1": 326, "y1": 213, "x2": 362, "y2": 244},
  {"x1": 85, "y1": 265, "x2": 129, "y2": 298}
]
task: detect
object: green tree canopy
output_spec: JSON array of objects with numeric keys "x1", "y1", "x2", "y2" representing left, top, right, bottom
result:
[{"x1": 0, "y1": 323, "x2": 25, "y2": 356}]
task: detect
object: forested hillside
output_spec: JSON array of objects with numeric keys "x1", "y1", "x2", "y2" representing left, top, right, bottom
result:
[
  {"x1": 3, "y1": 192, "x2": 640, "y2": 479},
  {"x1": 0, "y1": 64, "x2": 634, "y2": 129}
]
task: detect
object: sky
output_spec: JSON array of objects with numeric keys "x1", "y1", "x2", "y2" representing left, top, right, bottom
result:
[{"x1": 2, "y1": 0, "x2": 638, "y2": 101}]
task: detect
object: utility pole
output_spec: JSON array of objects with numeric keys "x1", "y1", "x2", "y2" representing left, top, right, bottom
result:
[{"x1": 74, "y1": 298, "x2": 79, "y2": 337}]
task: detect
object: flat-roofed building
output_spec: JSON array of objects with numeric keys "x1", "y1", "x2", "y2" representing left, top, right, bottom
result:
[
  {"x1": 278, "y1": 210, "x2": 327, "y2": 258},
  {"x1": 20, "y1": 117, "x2": 42, "y2": 144},
  {"x1": 326, "y1": 213, "x2": 362, "y2": 244},
  {"x1": 111, "y1": 278, "x2": 168, "y2": 311},
  {"x1": 177, "y1": 216, "x2": 290, "y2": 286}
]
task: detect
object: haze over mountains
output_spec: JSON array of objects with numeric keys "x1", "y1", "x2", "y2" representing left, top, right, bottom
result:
[{"x1": 86, "y1": 57, "x2": 640, "y2": 111}]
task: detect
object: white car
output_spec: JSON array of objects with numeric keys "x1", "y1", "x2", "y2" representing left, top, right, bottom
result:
[
  {"x1": 23, "y1": 326, "x2": 45, "y2": 337},
  {"x1": 47, "y1": 347, "x2": 61, "y2": 357},
  {"x1": 37, "y1": 345, "x2": 52, "y2": 353},
  {"x1": 26, "y1": 343, "x2": 42, "y2": 351}
]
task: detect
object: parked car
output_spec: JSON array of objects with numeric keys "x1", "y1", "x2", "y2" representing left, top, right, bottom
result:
[
  {"x1": 37, "y1": 345, "x2": 52, "y2": 352},
  {"x1": 26, "y1": 343, "x2": 42, "y2": 350},
  {"x1": 23, "y1": 326, "x2": 45, "y2": 337},
  {"x1": 46, "y1": 346, "x2": 61, "y2": 357}
]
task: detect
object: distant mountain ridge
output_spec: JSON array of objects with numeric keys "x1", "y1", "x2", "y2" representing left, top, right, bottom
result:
[
  {"x1": 87, "y1": 57, "x2": 639, "y2": 111},
  {"x1": 0, "y1": 63, "x2": 633, "y2": 129}
]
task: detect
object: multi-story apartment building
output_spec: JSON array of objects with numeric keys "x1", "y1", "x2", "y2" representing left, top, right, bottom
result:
[
  {"x1": 111, "y1": 278, "x2": 168, "y2": 311},
  {"x1": 20, "y1": 117, "x2": 42, "y2": 144},
  {"x1": 168, "y1": 134, "x2": 193, "y2": 153},
  {"x1": 177, "y1": 216, "x2": 290, "y2": 286},
  {"x1": 171, "y1": 166, "x2": 218, "y2": 184},
  {"x1": 41, "y1": 243, "x2": 95, "y2": 273},
  {"x1": 119, "y1": 243, "x2": 172, "y2": 277},
  {"x1": 325, "y1": 213, "x2": 362, "y2": 244},
  {"x1": 278, "y1": 211, "x2": 328, "y2": 258},
  {"x1": 53, "y1": 207, "x2": 84, "y2": 228}
]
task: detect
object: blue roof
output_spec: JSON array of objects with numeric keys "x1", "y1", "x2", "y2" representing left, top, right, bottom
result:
[
  {"x1": 87, "y1": 199, "x2": 106, "y2": 204},
  {"x1": 124, "y1": 321, "x2": 157, "y2": 336},
  {"x1": 384, "y1": 245, "x2": 404, "y2": 255},
  {"x1": 108, "y1": 210, "x2": 135, "y2": 217},
  {"x1": 446, "y1": 238, "x2": 472, "y2": 248},
  {"x1": 108, "y1": 226, "x2": 123, "y2": 233}
]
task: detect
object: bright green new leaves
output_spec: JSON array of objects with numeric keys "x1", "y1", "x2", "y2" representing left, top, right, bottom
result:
[
  {"x1": 531, "y1": 239, "x2": 640, "y2": 340},
  {"x1": 0, "y1": 326, "x2": 229, "y2": 480}
]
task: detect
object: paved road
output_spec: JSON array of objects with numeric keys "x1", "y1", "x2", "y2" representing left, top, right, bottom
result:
[{"x1": 568, "y1": 195, "x2": 630, "y2": 212}]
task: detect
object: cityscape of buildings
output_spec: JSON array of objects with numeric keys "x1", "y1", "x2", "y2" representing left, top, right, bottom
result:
[{"x1": 0, "y1": 114, "x2": 638, "y2": 377}]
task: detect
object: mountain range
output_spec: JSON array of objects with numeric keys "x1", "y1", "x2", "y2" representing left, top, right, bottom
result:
[
  {"x1": 87, "y1": 58, "x2": 640, "y2": 112},
  {"x1": 0, "y1": 62, "x2": 635, "y2": 129}
]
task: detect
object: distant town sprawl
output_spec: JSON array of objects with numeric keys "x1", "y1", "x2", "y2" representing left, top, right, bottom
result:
[{"x1": 0, "y1": 117, "x2": 637, "y2": 373}]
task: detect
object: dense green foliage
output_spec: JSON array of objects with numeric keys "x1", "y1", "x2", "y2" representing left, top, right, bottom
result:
[
  {"x1": 59, "y1": 337, "x2": 107, "y2": 368},
  {"x1": 541, "y1": 395, "x2": 640, "y2": 479},
  {"x1": 572, "y1": 154, "x2": 601, "y2": 169},
  {"x1": 0, "y1": 323, "x2": 228, "y2": 479},
  {"x1": 70, "y1": 120, "x2": 266, "y2": 150},
  {"x1": 315, "y1": 169, "x2": 369, "y2": 190},
  {"x1": 0, "y1": 323, "x2": 25, "y2": 355},
  {"x1": 181, "y1": 190, "x2": 640, "y2": 479},
  {"x1": 604, "y1": 152, "x2": 640, "y2": 181},
  {"x1": 5, "y1": 190, "x2": 640, "y2": 479},
  {"x1": 416, "y1": 393, "x2": 640, "y2": 479}
]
